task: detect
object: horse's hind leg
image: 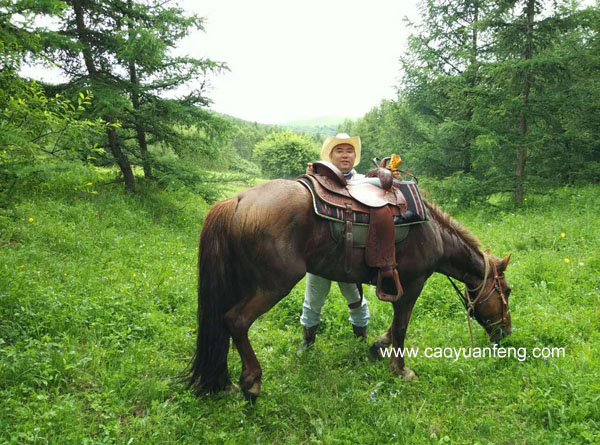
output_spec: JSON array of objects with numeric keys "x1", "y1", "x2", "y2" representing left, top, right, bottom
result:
[{"x1": 224, "y1": 282, "x2": 301, "y2": 401}]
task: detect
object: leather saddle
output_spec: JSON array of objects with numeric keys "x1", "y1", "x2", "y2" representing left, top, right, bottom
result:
[{"x1": 300, "y1": 161, "x2": 408, "y2": 302}]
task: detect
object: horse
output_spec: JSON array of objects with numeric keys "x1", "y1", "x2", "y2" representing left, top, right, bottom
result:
[{"x1": 185, "y1": 179, "x2": 513, "y2": 401}]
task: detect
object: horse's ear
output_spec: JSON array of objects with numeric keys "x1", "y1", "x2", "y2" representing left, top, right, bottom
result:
[{"x1": 498, "y1": 253, "x2": 512, "y2": 272}]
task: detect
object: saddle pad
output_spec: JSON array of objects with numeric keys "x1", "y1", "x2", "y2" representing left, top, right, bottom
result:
[
  {"x1": 298, "y1": 177, "x2": 428, "y2": 225},
  {"x1": 329, "y1": 221, "x2": 410, "y2": 247}
]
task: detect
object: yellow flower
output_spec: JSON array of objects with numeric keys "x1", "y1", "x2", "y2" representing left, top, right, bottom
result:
[
  {"x1": 564, "y1": 258, "x2": 570, "y2": 263},
  {"x1": 132, "y1": 273, "x2": 137, "y2": 278},
  {"x1": 560, "y1": 232, "x2": 566, "y2": 238},
  {"x1": 28, "y1": 217, "x2": 34, "y2": 223}
]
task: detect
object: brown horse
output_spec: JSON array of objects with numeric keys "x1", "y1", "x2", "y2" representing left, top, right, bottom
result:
[{"x1": 186, "y1": 179, "x2": 513, "y2": 400}]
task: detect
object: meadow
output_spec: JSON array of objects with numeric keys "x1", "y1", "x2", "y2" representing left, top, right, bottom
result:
[{"x1": 1, "y1": 164, "x2": 598, "y2": 444}]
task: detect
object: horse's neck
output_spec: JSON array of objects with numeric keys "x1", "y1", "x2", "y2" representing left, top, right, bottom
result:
[{"x1": 436, "y1": 228, "x2": 486, "y2": 288}]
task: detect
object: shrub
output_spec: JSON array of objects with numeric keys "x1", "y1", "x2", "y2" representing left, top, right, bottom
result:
[{"x1": 253, "y1": 130, "x2": 319, "y2": 179}]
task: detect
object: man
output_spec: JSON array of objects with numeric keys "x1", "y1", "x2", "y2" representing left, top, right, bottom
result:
[{"x1": 298, "y1": 133, "x2": 370, "y2": 353}]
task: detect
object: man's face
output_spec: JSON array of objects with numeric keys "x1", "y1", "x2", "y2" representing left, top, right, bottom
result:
[{"x1": 330, "y1": 143, "x2": 356, "y2": 173}]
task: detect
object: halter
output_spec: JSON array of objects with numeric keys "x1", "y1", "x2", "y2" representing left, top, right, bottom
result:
[{"x1": 446, "y1": 256, "x2": 509, "y2": 346}]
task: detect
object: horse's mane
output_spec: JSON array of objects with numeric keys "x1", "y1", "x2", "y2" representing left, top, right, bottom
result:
[{"x1": 424, "y1": 200, "x2": 482, "y2": 253}]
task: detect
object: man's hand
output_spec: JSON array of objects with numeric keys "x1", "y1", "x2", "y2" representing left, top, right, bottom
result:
[{"x1": 306, "y1": 163, "x2": 314, "y2": 175}]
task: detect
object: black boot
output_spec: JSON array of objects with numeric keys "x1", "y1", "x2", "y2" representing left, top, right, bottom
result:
[
  {"x1": 296, "y1": 325, "x2": 318, "y2": 355},
  {"x1": 352, "y1": 324, "x2": 368, "y2": 340}
]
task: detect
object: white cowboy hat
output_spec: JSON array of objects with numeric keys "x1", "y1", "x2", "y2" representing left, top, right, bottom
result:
[{"x1": 320, "y1": 133, "x2": 361, "y2": 166}]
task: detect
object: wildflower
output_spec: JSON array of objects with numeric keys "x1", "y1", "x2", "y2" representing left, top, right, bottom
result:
[
  {"x1": 564, "y1": 258, "x2": 570, "y2": 263},
  {"x1": 28, "y1": 217, "x2": 34, "y2": 223},
  {"x1": 133, "y1": 273, "x2": 137, "y2": 278},
  {"x1": 560, "y1": 232, "x2": 566, "y2": 238}
]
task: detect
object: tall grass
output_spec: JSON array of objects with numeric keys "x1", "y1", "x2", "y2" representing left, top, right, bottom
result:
[{"x1": 1, "y1": 164, "x2": 598, "y2": 443}]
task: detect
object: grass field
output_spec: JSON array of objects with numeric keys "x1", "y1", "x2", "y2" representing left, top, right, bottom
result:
[{"x1": 1, "y1": 164, "x2": 599, "y2": 444}]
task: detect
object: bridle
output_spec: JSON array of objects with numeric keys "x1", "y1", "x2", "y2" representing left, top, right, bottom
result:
[{"x1": 446, "y1": 256, "x2": 510, "y2": 345}]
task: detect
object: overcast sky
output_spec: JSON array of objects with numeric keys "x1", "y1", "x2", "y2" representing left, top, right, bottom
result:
[{"x1": 180, "y1": 0, "x2": 420, "y2": 124}]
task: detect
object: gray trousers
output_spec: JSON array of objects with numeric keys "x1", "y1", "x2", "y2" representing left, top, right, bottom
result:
[{"x1": 299, "y1": 273, "x2": 370, "y2": 328}]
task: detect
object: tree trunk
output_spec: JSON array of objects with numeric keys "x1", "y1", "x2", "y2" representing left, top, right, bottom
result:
[
  {"x1": 107, "y1": 123, "x2": 136, "y2": 192},
  {"x1": 73, "y1": 0, "x2": 136, "y2": 191},
  {"x1": 463, "y1": 2, "x2": 479, "y2": 174},
  {"x1": 516, "y1": 0, "x2": 535, "y2": 204},
  {"x1": 129, "y1": 64, "x2": 152, "y2": 179},
  {"x1": 127, "y1": 2, "x2": 152, "y2": 179}
]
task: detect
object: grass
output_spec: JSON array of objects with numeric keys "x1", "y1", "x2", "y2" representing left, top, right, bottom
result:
[{"x1": 1, "y1": 163, "x2": 599, "y2": 444}]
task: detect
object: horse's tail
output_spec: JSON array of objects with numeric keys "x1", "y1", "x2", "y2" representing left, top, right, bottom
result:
[{"x1": 186, "y1": 198, "x2": 240, "y2": 393}]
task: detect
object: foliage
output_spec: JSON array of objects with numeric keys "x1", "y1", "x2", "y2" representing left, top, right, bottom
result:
[
  {"x1": 253, "y1": 130, "x2": 319, "y2": 179},
  {"x1": 151, "y1": 156, "x2": 254, "y2": 204},
  {"x1": 0, "y1": 75, "x2": 103, "y2": 207},
  {"x1": 1, "y1": 165, "x2": 598, "y2": 443}
]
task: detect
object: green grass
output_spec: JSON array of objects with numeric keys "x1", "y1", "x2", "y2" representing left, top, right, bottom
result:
[{"x1": 1, "y1": 164, "x2": 599, "y2": 444}]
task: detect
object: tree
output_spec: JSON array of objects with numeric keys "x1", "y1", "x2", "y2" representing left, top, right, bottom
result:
[
  {"x1": 401, "y1": 0, "x2": 496, "y2": 176},
  {"x1": 116, "y1": 0, "x2": 228, "y2": 179},
  {"x1": 479, "y1": 0, "x2": 598, "y2": 202}
]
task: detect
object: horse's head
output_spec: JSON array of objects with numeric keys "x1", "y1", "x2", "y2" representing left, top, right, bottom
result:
[{"x1": 467, "y1": 252, "x2": 513, "y2": 343}]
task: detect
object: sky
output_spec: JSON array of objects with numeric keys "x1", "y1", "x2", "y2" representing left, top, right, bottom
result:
[{"x1": 180, "y1": 0, "x2": 420, "y2": 124}]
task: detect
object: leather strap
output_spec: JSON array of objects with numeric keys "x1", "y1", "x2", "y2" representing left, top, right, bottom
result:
[{"x1": 344, "y1": 203, "x2": 353, "y2": 273}]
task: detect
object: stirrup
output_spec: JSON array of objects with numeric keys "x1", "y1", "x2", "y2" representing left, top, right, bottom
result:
[{"x1": 376, "y1": 267, "x2": 403, "y2": 302}]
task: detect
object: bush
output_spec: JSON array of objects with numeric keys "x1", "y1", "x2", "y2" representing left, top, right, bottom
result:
[
  {"x1": 253, "y1": 130, "x2": 319, "y2": 179},
  {"x1": 152, "y1": 156, "x2": 254, "y2": 204}
]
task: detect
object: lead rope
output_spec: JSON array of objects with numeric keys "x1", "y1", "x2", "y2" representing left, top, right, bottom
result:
[
  {"x1": 447, "y1": 275, "x2": 475, "y2": 347},
  {"x1": 446, "y1": 253, "x2": 491, "y2": 348}
]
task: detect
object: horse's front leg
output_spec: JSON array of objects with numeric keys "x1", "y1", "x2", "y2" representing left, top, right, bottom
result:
[{"x1": 387, "y1": 276, "x2": 427, "y2": 380}]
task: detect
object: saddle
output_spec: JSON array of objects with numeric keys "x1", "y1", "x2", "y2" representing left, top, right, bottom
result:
[{"x1": 299, "y1": 161, "x2": 408, "y2": 302}]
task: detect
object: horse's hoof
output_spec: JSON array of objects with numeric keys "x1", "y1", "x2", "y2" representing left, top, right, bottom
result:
[
  {"x1": 400, "y1": 367, "x2": 418, "y2": 381},
  {"x1": 244, "y1": 392, "x2": 258, "y2": 404},
  {"x1": 390, "y1": 362, "x2": 418, "y2": 381},
  {"x1": 242, "y1": 380, "x2": 261, "y2": 403},
  {"x1": 369, "y1": 341, "x2": 386, "y2": 361},
  {"x1": 224, "y1": 382, "x2": 239, "y2": 393}
]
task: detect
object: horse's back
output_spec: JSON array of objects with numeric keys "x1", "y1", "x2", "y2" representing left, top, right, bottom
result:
[{"x1": 226, "y1": 179, "x2": 316, "y2": 267}]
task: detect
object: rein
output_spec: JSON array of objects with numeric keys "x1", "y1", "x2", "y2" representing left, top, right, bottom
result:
[{"x1": 446, "y1": 254, "x2": 509, "y2": 347}]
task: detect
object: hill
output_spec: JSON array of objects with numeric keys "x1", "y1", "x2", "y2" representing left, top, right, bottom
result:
[{"x1": 278, "y1": 116, "x2": 349, "y2": 139}]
